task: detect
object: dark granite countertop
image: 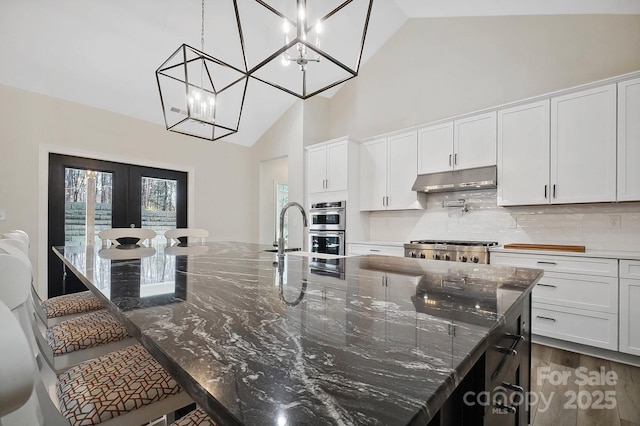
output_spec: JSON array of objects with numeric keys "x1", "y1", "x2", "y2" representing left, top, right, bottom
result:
[{"x1": 53, "y1": 242, "x2": 542, "y2": 426}]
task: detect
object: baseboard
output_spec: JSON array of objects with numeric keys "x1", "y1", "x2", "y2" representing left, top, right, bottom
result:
[{"x1": 533, "y1": 335, "x2": 640, "y2": 367}]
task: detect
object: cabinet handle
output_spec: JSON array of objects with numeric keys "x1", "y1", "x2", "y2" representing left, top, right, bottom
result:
[
  {"x1": 553, "y1": 184, "x2": 557, "y2": 198},
  {"x1": 544, "y1": 184, "x2": 548, "y2": 199},
  {"x1": 536, "y1": 315, "x2": 556, "y2": 322},
  {"x1": 382, "y1": 196, "x2": 386, "y2": 207},
  {"x1": 501, "y1": 382, "x2": 524, "y2": 393},
  {"x1": 454, "y1": 153, "x2": 458, "y2": 165},
  {"x1": 369, "y1": 249, "x2": 381, "y2": 252},
  {"x1": 536, "y1": 261, "x2": 557, "y2": 266},
  {"x1": 495, "y1": 402, "x2": 517, "y2": 414},
  {"x1": 449, "y1": 154, "x2": 452, "y2": 166},
  {"x1": 537, "y1": 283, "x2": 557, "y2": 288},
  {"x1": 494, "y1": 333, "x2": 524, "y2": 357}
]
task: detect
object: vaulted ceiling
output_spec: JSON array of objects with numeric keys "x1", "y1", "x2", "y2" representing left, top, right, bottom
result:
[{"x1": 1, "y1": 0, "x2": 638, "y2": 146}]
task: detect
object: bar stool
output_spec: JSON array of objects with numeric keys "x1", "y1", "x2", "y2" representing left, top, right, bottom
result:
[
  {"x1": 0, "y1": 245, "x2": 134, "y2": 374},
  {"x1": 0, "y1": 233, "x2": 103, "y2": 326},
  {"x1": 170, "y1": 407, "x2": 217, "y2": 426},
  {"x1": 0, "y1": 298, "x2": 193, "y2": 426}
]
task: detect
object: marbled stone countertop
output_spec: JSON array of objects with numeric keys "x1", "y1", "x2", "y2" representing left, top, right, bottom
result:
[{"x1": 54, "y1": 242, "x2": 542, "y2": 426}]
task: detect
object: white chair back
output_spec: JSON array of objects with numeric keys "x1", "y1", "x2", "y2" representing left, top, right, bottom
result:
[
  {"x1": 164, "y1": 228, "x2": 209, "y2": 245},
  {"x1": 0, "y1": 300, "x2": 35, "y2": 420},
  {"x1": 6, "y1": 230, "x2": 29, "y2": 246},
  {"x1": 1, "y1": 234, "x2": 28, "y2": 256},
  {"x1": 97, "y1": 228, "x2": 157, "y2": 248}
]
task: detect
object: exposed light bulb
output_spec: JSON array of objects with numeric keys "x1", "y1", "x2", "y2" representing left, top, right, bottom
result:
[
  {"x1": 282, "y1": 18, "x2": 290, "y2": 34},
  {"x1": 298, "y1": 4, "x2": 305, "y2": 22},
  {"x1": 281, "y1": 55, "x2": 290, "y2": 66},
  {"x1": 316, "y1": 19, "x2": 322, "y2": 34}
]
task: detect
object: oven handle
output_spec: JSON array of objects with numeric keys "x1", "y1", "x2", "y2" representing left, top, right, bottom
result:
[{"x1": 309, "y1": 232, "x2": 344, "y2": 238}]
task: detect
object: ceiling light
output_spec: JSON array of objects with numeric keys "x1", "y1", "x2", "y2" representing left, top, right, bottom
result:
[
  {"x1": 156, "y1": 0, "x2": 248, "y2": 141},
  {"x1": 234, "y1": 0, "x2": 374, "y2": 99}
]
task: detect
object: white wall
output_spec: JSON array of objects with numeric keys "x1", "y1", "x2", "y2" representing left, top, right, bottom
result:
[
  {"x1": 250, "y1": 100, "x2": 305, "y2": 249},
  {"x1": 328, "y1": 15, "x2": 640, "y2": 140},
  {"x1": 0, "y1": 84, "x2": 256, "y2": 296}
]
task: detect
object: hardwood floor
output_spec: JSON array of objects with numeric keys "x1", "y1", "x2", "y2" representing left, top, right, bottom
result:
[{"x1": 531, "y1": 343, "x2": 640, "y2": 426}]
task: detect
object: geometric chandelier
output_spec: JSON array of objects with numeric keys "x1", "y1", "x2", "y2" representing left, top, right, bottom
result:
[
  {"x1": 156, "y1": 44, "x2": 248, "y2": 141},
  {"x1": 156, "y1": 0, "x2": 248, "y2": 141},
  {"x1": 234, "y1": 0, "x2": 374, "y2": 99}
]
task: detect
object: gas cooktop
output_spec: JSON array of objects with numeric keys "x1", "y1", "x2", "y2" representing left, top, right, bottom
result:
[{"x1": 404, "y1": 240, "x2": 499, "y2": 264}]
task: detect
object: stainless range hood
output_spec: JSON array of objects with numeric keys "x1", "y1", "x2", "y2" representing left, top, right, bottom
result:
[{"x1": 412, "y1": 165, "x2": 497, "y2": 193}]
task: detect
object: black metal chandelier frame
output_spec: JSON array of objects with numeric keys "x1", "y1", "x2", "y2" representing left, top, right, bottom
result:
[{"x1": 234, "y1": 0, "x2": 374, "y2": 100}]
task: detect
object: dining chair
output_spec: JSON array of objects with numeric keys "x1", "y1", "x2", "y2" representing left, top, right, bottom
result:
[
  {"x1": 0, "y1": 299, "x2": 193, "y2": 426},
  {"x1": 98, "y1": 228, "x2": 157, "y2": 248},
  {"x1": 164, "y1": 228, "x2": 209, "y2": 245}
]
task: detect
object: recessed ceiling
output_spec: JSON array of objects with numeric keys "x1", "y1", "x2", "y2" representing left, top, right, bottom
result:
[{"x1": 0, "y1": 0, "x2": 638, "y2": 147}]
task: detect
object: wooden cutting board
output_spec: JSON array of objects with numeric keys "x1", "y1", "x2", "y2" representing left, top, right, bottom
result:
[{"x1": 502, "y1": 243, "x2": 586, "y2": 253}]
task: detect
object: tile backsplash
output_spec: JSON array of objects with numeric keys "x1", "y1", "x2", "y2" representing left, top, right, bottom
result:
[{"x1": 368, "y1": 189, "x2": 640, "y2": 251}]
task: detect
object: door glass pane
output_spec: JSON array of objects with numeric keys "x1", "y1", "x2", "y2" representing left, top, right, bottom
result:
[
  {"x1": 64, "y1": 168, "x2": 113, "y2": 246},
  {"x1": 141, "y1": 176, "x2": 177, "y2": 245}
]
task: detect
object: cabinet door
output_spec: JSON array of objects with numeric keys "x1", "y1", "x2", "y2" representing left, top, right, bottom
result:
[
  {"x1": 497, "y1": 100, "x2": 550, "y2": 206},
  {"x1": 417, "y1": 122, "x2": 453, "y2": 174},
  {"x1": 551, "y1": 85, "x2": 617, "y2": 203},
  {"x1": 453, "y1": 111, "x2": 497, "y2": 170},
  {"x1": 618, "y1": 78, "x2": 640, "y2": 201},
  {"x1": 387, "y1": 131, "x2": 421, "y2": 210},
  {"x1": 359, "y1": 138, "x2": 387, "y2": 211},
  {"x1": 326, "y1": 141, "x2": 348, "y2": 192},
  {"x1": 620, "y1": 278, "x2": 640, "y2": 356},
  {"x1": 307, "y1": 145, "x2": 327, "y2": 194}
]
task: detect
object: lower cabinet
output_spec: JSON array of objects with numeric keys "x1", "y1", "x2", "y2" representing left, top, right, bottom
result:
[
  {"x1": 491, "y1": 252, "x2": 619, "y2": 351},
  {"x1": 619, "y1": 260, "x2": 640, "y2": 356}
]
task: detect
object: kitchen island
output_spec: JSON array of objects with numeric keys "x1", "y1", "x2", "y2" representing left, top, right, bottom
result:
[{"x1": 53, "y1": 242, "x2": 542, "y2": 426}]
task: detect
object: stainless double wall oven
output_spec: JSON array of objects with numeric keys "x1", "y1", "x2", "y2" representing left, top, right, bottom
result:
[{"x1": 308, "y1": 201, "x2": 346, "y2": 256}]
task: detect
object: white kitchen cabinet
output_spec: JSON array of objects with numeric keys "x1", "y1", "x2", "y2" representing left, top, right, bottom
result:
[
  {"x1": 497, "y1": 100, "x2": 550, "y2": 206},
  {"x1": 491, "y1": 252, "x2": 619, "y2": 351},
  {"x1": 618, "y1": 77, "x2": 640, "y2": 201},
  {"x1": 550, "y1": 84, "x2": 617, "y2": 203},
  {"x1": 619, "y1": 260, "x2": 640, "y2": 356},
  {"x1": 307, "y1": 139, "x2": 349, "y2": 194},
  {"x1": 360, "y1": 131, "x2": 425, "y2": 211},
  {"x1": 417, "y1": 111, "x2": 496, "y2": 175}
]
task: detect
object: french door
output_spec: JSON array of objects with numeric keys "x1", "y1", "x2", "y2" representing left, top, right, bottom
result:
[{"x1": 48, "y1": 154, "x2": 188, "y2": 297}]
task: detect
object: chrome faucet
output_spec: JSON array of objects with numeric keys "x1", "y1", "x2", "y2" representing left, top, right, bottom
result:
[{"x1": 277, "y1": 202, "x2": 308, "y2": 257}]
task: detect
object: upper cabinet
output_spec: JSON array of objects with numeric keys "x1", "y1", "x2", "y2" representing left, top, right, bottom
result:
[
  {"x1": 360, "y1": 131, "x2": 425, "y2": 211},
  {"x1": 498, "y1": 100, "x2": 550, "y2": 206},
  {"x1": 618, "y1": 77, "x2": 640, "y2": 201},
  {"x1": 307, "y1": 138, "x2": 351, "y2": 194},
  {"x1": 498, "y1": 84, "x2": 618, "y2": 206},
  {"x1": 551, "y1": 84, "x2": 617, "y2": 204},
  {"x1": 418, "y1": 111, "x2": 497, "y2": 174}
]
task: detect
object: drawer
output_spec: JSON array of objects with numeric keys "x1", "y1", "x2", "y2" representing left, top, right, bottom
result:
[
  {"x1": 620, "y1": 260, "x2": 640, "y2": 279},
  {"x1": 491, "y1": 252, "x2": 617, "y2": 277},
  {"x1": 532, "y1": 272, "x2": 618, "y2": 314},
  {"x1": 532, "y1": 304, "x2": 618, "y2": 351},
  {"x1": 347, "y1": 243, "x2": 404, "y2": 257}
]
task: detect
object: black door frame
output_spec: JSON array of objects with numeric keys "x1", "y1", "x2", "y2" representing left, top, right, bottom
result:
[{"x1": 48, "y1": 153, "x2": 188, "y2": 297}]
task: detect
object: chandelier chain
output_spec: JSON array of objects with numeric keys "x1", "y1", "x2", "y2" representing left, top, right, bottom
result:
[{"x1": 201, "y1": 0, "x2": 205, "y2": 51}]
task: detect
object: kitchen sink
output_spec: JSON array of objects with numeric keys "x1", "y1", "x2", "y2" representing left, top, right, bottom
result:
[{"x1": 261, "y1": 248, "x2": 302, "y2": 253}]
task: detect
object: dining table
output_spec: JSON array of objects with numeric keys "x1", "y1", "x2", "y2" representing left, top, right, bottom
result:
[{"x1": 53, "y1": 241, "x2": 542, "y2": 425}]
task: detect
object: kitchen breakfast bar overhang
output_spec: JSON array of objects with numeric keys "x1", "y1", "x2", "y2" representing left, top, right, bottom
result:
[{"x1": 53, "y1": 242, "x2": 542, "y2": 426}]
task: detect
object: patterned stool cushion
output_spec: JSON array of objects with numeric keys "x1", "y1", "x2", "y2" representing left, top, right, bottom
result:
[
  {"x1": 46, "y1": 309, "x2": 130, "y2": 356},
  {"x1": 43, "y1": 291, "x2": 103, "y2": 318},
  {"x1": 57, "y1": 344, "x2": 182, "y2": 426},
  {"x1": 171, "y1": 407, "x2": 217, "y2": 426}
]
